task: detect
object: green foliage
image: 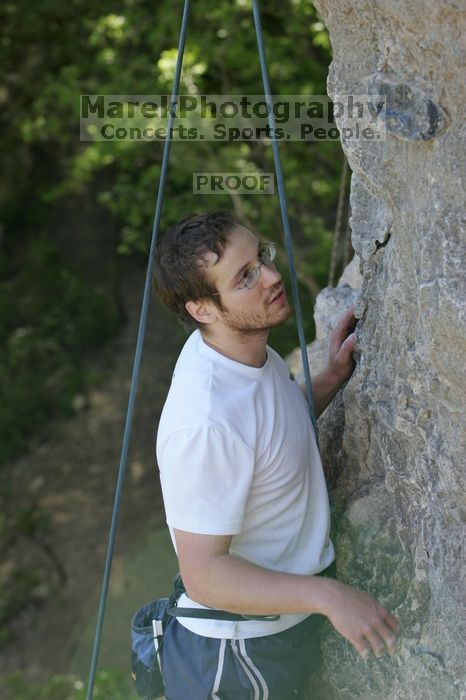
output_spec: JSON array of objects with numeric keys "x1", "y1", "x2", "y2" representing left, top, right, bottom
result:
[
  {"x1": 0, "y1": 0, "x2": 349, "y2": 650},
  {"x1": 0, "y1": 236, "x2": 119, "y2": 465},
  {"x1": 1, "y1": 0, "x2": 342, "y2": 257},
  {"x1": 0, "y1": 568, "x2": 42, "y2": 646},
  {"x1": 0, "y1": 1, "x2": 345, "y2": 459},
  {"x1": 0, "y1": 484, "x2": 62, "y2": 646},
  {"x1": 2, "y1": 669, "x2": 135, "y2": 700}
]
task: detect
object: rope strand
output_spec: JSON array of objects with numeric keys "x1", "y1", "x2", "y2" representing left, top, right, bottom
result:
[
  {"x1": 85, "y1": 2, "x2": 192, "y2": 697},
  {"x1": 328, "y1": 153, "x2": 349, "y2": 286},
  {"x1": 251, "y1": 0, "x2": 319, "y2": 439}
]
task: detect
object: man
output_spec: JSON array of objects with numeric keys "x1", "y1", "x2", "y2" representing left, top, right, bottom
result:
[{"x1": 154, "y1": 210, "x2": 400, "y2": 700}]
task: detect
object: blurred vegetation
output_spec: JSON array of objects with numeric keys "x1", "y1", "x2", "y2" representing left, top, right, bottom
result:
[
  {"x1": 0, "y1": 0, "x2": 351, "y2": 683},
  {"x1": 0, "y1": 0, "x2": 346, "y2": 463},
  {"x1": 2, "y1": 669, "x2": 135, "y2": 700}
]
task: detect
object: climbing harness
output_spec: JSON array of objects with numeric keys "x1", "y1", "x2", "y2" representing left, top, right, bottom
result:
[
  {"x1": 86, "y1": 1, "x2": 319, "y2": 697},
  {"x1": 328, "y1": 154, "x2": 350, "y2": 286}
]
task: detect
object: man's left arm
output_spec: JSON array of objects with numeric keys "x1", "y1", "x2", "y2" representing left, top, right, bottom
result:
[{"x1": 309, "y1": 306, "x2": 357, "y2": 418}]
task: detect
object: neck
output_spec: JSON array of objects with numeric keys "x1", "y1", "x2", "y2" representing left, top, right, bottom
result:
[{"x1": 201, "y1": 327, "x2": 269, "y2": 368}]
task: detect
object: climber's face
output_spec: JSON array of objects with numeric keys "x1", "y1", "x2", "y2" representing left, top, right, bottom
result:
[{"x1": 186, "y1": 225, "x2": 291, "y2": 337}]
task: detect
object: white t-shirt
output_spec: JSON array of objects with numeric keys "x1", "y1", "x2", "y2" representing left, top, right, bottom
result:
[{"x1": 157, "y1": 330, "x2": 334, "y2": 639}]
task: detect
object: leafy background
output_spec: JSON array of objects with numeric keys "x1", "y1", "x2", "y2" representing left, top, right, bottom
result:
[{"x1": 0, "y1": 0, "x2": 350, "y2": 696}]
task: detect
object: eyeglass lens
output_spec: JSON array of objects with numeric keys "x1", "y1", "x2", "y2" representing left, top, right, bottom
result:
[{"x1": 244, "y1": 244, "x2": 276, "y2": 288}]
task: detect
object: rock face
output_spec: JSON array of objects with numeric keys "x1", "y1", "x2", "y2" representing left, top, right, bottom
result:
[{"x1": 302, "y1": 1, "x2": 466, "y2": 698}]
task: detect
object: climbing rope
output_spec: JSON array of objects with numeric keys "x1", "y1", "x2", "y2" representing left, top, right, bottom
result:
[
  {"x1": 251, "y1": 0, "x2": 318, "y2": 437},
  {"x1": 85, "y1": 2, "x2": 192, "y2": 698},
  {"x1": 328, "y1": 153, "x2": 349, "y2": 286},
  {"x1": 86, "y1": 2, "x2": 318, "y2": 696},
  {"x1": 342, "y1": 207, "x2": 353, "y2": 269}
]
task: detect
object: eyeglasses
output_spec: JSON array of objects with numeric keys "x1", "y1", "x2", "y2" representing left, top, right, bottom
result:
[{"x1": 212, "y1": 243, "x2": 277, "y2": 296}]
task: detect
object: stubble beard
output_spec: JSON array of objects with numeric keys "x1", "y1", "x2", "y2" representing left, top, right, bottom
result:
[{"x1": 221, "y1": 303, "x2": 292, "y2": 338}]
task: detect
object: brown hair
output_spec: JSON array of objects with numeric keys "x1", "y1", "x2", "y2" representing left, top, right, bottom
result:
[{"x1": 153, "y1": 210, "x2": 240, "y2": 328}]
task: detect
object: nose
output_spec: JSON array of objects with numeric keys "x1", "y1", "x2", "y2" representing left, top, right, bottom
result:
[{"x1": 261, "y1": 261, "x2": 281, "y2": 288}]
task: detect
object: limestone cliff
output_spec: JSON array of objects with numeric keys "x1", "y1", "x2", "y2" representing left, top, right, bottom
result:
[{"x1": 293, "y1": 1, "x2": 466, "y2": 697}]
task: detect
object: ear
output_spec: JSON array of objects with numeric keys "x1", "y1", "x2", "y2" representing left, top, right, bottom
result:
[{"x1": 185, "y1": 299, "x2": 219, "y2": 326}]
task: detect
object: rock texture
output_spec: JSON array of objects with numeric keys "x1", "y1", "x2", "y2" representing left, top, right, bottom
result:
[{"x1": 296, "y1": 1, "x2": 466, "y2": 697}]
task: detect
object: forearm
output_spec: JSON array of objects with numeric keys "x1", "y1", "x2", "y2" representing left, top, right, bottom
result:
[
  {"x1": 177, "y1": 532, "x2": 401, "y2": 660},
  {"x1": 183, "y1": 551, "x2": 337, "y2": 617},
  {"x1": 309, "y1": 367, "x2": 345, "y2": 418}
]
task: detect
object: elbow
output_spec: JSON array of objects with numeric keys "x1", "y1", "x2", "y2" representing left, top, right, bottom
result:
[
  {"x1": 180, "y1": 565, "x2": 209, "y2": 603},
  {"x1": 180, "y1": 562, "x2": 225, "y2": 609}
]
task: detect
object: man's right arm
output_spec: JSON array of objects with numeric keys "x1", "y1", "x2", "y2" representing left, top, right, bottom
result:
[{"x1": 174, "y1": 528, "x2": 401, "y2": 660}]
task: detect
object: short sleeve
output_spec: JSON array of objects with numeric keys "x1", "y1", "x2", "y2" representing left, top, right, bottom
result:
[{"x1": 157, "y1": 423, "x2": 255, "y2": 535}]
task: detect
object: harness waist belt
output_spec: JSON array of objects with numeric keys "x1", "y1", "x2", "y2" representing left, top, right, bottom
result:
[{"x1": 167, "y1": 561, "x2": 336, "y2": 623}]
